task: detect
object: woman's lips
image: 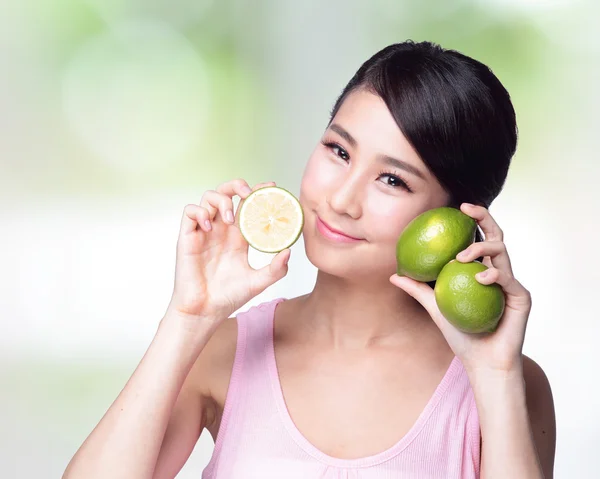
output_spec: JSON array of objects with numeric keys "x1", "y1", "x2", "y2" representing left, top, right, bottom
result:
[{"x1": 316, "y1": 216, "x2": 364, "y2": 243}]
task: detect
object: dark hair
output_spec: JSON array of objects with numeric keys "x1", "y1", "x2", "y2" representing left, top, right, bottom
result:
[{"x1": 328, "y1": 40, "x2": 518, "y2": 248}]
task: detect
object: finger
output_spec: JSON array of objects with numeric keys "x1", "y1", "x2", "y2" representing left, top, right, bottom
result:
[
  {"x1": 249, "y1": 248, "x2": 290, "y2": 295},
  {"x1": 194, "y1": 206, "x2": 212, "y2": 232},
  {"x1": 181, "y1": 204, "x2": 212, "y2": 235},
  {"x1": 460, "y1": 203, "x2": 504, "y2": 242},
  {"x1": 456, "y1": 240, "x2": 513, "y2": 275},
  {"x1": 202, "y1": 179, "x2": 255, "y2": 227},
  {"x1": 475, "y1": 267, "x2": 530, "y2": 304},
  {"x1": 200, "y1": 190, "x2": 235, "y2": 224},
  {"x1": 252, "y1": 181, "x2": 276, "y2": 191},
  {"x1": 216, "y1": 178, "x2": 254, "y2": 199}
]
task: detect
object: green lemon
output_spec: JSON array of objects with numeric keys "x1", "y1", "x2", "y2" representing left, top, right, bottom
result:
[
  {"x1": 434, "y1": 260, "x2": 505, "y2": 333},
  {"x1": 238, "y1": 186, "x2": 304, "y2": 253},
  {"x1": 396, "y1": 207, "x2": 476, "y2": 282}
]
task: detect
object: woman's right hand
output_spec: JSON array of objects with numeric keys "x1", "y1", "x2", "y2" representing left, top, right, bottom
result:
[{"x1": 165, "y1": 179, "x2": 291, "y2": 326}]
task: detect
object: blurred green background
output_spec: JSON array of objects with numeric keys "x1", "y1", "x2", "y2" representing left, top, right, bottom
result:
[{"x1": 1, "y1": 0, "x2": 598, "y2": 476}]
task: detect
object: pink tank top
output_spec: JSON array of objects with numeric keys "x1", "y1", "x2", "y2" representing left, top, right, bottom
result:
[{"x1": 202, "y1": 298, "x2": 481, "y2": 478}]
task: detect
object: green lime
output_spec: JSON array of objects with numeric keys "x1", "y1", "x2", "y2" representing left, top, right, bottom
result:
[
  {"x1": 396, "y1": 207, "x2": 476, "y2": 282},
  {"x1": 238, "y1": 186, "x2": 304, "y2": 253},
  {"x1": 434, "y1": 260, "x2": 505, "y2": 333}
]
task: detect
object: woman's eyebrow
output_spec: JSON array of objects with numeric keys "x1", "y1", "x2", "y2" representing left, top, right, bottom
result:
[
  {"x1": 329, "y1": 123, "x2": 426, "y2": 180},
  {"x1": 379, "y1": 155, "x2": 426, "y2": 180},
  {"x1": 329, "y1": 123, "x2": 357, "y2": 148}
]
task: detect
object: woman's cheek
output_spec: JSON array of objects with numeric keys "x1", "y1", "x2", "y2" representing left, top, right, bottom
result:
[
  {"x1": 316, "y1": 162, "x2": 341, "y2": 189},
  {"x1": 364, "y1": 195, "x2": 410, "y2": 239},
  {"x1": 303, "y1": 156, "x2": 339, "y2": 191}
]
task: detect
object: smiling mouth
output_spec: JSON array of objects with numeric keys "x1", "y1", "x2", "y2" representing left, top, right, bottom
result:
[{"x1": 316, "y1": 215, "x2": 364, "y2": 243}]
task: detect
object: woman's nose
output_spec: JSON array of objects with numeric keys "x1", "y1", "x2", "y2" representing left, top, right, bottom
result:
[{"x1": 327, "y1": 176, "x2": 363, "y2": 219}]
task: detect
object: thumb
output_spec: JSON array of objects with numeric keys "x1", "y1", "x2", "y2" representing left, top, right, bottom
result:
[
  {"x1": 389, "y1": 274, "x2": 438, "y2": 318},
  {"x1": 251, "y1": 249, "x2": 291, "y2": 294}
]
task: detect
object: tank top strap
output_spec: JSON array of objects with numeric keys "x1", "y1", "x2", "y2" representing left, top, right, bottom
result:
[
  {"x1": 236, "y1": 297, "x2": 286, "y2": 350},
  {"x1": 202, "y1": 297, "x2": 288, "y2": 478}
]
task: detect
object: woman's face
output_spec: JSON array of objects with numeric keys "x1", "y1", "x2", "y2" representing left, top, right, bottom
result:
[{"x1": 299, "y1": 88, "x2": 450, "y2": 281}]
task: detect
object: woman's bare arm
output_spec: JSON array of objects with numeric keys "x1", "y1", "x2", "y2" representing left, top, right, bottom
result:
[
  {"x1": 475, "y1": 355, "x2": 556, "y2": 479},
  {"x1": 152, "y1": 317, "x2": 238, "y2": 479},
  {"x1": 62, "y1": 313, "x2": 221, "y2": 479}
]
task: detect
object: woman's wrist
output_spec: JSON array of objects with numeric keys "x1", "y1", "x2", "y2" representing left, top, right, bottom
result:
[
  {"x1": 468, "y1": 367, "x2": 526, "y2": 406},
  {"x1": 463, "y1": 353, "x2": 524, "y2": 385},
  {"x1": 157, "y1": 309, "x2": 222, "y2": 362}
]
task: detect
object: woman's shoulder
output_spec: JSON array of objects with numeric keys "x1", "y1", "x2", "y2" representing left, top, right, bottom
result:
[
  {"x1": 522, "y1": 355, "x2": 549, "y2": 382},
  {"x1": 522, "y1": 354, "x2": 553, "y2": 405},
  {"x1": 522, "y1": 354, "x2": 554, "y2": 409},
  {"x1": 522, "y1": 354, "x2": 556, "y2": 473}
]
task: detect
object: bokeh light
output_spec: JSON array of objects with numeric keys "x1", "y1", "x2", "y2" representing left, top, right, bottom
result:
[
  {"x1": 63, "y1": 20, "x2": 210, "y2": 174},
  {"x1": 84, "y1": 0, "x2": 215, "y2": 28}
]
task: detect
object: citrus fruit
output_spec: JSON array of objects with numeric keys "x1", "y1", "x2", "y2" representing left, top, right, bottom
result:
[
  {"x1": 238, "y1": 186, "x2": 304, "y2": 253},
  {"x1": 434, "y1": 260, "x2": 505, "y2": 333},
  {"x1": 396, "y1": 207, "x2": 477, "y2": 282}
]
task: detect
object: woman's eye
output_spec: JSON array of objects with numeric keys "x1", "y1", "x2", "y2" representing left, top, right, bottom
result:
[
  {"x1": 333, "y1": 145, "x2": 349, "y2": 161},
  {"x1": 385, "y1": 175, "x2": 401, "y2": 187},
  {"x1": 322, "y1": 141, "x2": 350, "y2": 161},
  {"x1": 378, "y1": 169, "x2": 413, "y2": 192}
]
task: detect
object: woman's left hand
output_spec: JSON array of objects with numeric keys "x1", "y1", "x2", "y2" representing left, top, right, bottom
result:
[{"x1": 390, "y1": 203, "x2": 532, "y2": 375}]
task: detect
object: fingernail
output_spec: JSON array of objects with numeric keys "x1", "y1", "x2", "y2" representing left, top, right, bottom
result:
[
  {"x1": 458, "y1": 249, "x2": 470, "y2": 258},
  {"x1": 284, "y1": 252, "x2": 290, "y2": 265},
  {"x1": 477, "y1": 271, "x2": 488, "y2": 279},
  {"x1": 226, "y1": 210, "x2": 234, "y2": 223},
  {"x1": 204, "y1": 220, "x2": 212, "y2": 231},
  {"x1": 242, "y1": 186, "x2": 252, "y2": 195}
]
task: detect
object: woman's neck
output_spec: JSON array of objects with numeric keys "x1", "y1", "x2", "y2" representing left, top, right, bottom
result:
[{"x1": 294, "y1": 270, "x2": 444, "y2": 350}]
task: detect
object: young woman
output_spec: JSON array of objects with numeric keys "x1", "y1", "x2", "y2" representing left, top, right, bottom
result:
[{"x1": 63, "y1": 41, "x2": 556, "y2": 478}]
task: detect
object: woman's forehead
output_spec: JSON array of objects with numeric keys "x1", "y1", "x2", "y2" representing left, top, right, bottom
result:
[{"x1": 328, "y1": 90, "x2": 426, "y2": 170}]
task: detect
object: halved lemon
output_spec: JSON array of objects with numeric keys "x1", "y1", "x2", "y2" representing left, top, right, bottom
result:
[{"x1": 238, "y1": 186, "x2": 304, "y2": 253}]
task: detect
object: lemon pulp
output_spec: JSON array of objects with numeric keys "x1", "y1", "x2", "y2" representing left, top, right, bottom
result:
[{"x1": 238, "y1": 186, "x2": 304, "y2": 253}]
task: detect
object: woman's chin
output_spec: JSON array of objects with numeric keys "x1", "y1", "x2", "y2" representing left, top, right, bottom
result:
[{"x1": 304, "y1": 242, "x2": 391, "y2": 283}]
